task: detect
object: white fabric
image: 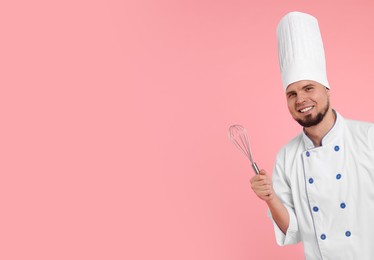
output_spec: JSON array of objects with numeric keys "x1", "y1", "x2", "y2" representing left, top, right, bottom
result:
[
  {"x1": 269, "y1": 112, "x2": 374, "y2": 259},
  {"x1": 277, "y1": 12, "x2": 330, "y2": 91}
]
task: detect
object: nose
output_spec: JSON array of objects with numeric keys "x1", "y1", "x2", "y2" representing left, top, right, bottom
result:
[{"x1": 296, "y1": 93, "x2": 306, "y2": 105}]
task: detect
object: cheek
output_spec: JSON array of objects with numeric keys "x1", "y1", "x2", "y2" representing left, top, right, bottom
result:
[
  {"x1": 287, "y1": 100, "x2": 294, "y2": 112},
  {"x1": 315, "y1": 94, "x2": 328, "y2": 105}
]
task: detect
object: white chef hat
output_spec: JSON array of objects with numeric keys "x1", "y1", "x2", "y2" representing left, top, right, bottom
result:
[{"x1": 277, "y1": 11, "x2": 330, "y2": 91}]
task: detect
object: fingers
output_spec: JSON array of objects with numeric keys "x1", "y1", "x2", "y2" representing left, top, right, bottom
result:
[
  {"x1": 251, "y1": 183, "x2": 272, "y2": 194},
  {"x1": 250, "y1": 169, "x2": 274, "y2": 201},
  {"x1": 250, "y1": 170, "x2": 271, "y2": 184},
  {"x1": 251, "y1": 176, "x2": 271, "y2": 185},
  {"x1": 254, "y1": 187, "x2": 274, "y2": 201}
]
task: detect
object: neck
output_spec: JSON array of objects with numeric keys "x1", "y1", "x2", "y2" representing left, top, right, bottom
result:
[{"x1": 304, "y1": 109, "x2": 336, "y2": 147}]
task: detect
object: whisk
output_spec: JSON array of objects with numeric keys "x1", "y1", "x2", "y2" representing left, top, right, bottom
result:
[{"x1": 228, "y1": 125, "x2": 260, "y2": 175}]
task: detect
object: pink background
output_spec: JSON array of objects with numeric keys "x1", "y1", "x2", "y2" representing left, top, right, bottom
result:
[{"x1": 1, "y1": 0, "x2": 374, "y2": 259}]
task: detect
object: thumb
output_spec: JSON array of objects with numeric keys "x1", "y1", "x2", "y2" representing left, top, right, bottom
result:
[{"x1": 259, "y1": 169, "x2": 267, "y2": 175}]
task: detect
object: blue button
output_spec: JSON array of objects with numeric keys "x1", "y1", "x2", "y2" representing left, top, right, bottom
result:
[
  {"x1": 309, "y1": 178, "x2": 314, "y2": 184},
  {"x1": 306, "y1": 151, "x2": 310, "y2": 157},
  {"x1": 334, "y1": 145, "x2": 340, "y2": 151},
  {"x1": 340, "y1": 202, "x2": 346, "y2": 209},
  {"x1": 321, "y1": 234, "x2": 326, "y2": 240},
  {"x1": 336, "y1": 174, "x2": 342, "y2": 180},
  {"x1": 313, "y1": 206, "x2": 319, "y2": 212},
  {"x1": 345, "y1": 231, "x2": 351, "y2": 237}
]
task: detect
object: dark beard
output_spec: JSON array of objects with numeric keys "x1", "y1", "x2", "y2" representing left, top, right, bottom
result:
[{"x1": 296, "y1": 100, "x2": 330, "y2": 128}]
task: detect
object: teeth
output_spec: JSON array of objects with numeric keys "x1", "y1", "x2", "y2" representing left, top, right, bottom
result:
[{"x1": 300, "y1": 107, "x2": 313, "y2": 113}]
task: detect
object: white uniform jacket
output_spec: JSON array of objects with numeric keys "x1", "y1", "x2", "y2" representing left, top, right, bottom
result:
[{"x1": 270, "y1": 112, "x2": 374, "y2": 259}]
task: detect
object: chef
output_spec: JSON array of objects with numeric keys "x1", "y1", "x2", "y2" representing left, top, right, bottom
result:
[{"x1": 250, "y1": 11, "x2": 374, "y2": 259}]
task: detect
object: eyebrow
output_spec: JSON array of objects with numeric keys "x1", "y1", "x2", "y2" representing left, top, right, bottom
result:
[
  {"x1": 302, "y1": 84, "x2": 314, "y2": 89},
  {"x1": 286, "y1": 84, "x2": 314, "y2": 95},
  {"x1": 286, "y1": 90, "x2": 296, "y2": 96}
]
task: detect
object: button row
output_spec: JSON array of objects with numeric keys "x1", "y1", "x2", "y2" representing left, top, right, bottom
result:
[
  {"x1": 308, "y1": 173, "x2": 342, "y2": 184},
  {"x1": 320, "y1": 231, "x2": 351, "y2": 240},
  {"x1": 305, "y1": 144, "x2": 347, "y2": 242},
  {"x1": 305, "y1": 145, "x2": 341, "y2": 157},
  {"x1": 312, "y1": 202, "x2": 347, "y2": 212}
]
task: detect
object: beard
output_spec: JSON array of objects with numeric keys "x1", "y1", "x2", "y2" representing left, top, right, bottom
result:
[{"x1": 295, "y1": 99, "x2": 330, "y2": 128}]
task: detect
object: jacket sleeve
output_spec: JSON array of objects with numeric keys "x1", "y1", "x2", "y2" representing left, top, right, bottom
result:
[{"x1": 268, "y1": 148, "x2": 301, "y2": 246}]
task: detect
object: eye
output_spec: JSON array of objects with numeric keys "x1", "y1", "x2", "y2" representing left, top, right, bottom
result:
[
  {"x1": 305, "y1": 86, "x2": 313, "y2": 91},
  {"x1": 287, "y1": 93, "x2": 296, "y2": 98}
]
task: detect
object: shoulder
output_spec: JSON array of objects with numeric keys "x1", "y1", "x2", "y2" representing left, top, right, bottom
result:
[
  {"x1": 344, "y1": 118, "x2": 374, "y2": 131},
  {"x1": 272, "y1": 133, "x2": 304, "y2": 183},
  {"x1": 344, "y1": 118, "x2": 374, "y2": 137},
  {"x1": 276, "y1": 132, "x2": 304, "y2": 160},
  {"x1": 343, "y1": 117, "x2": 374, "y2": 150}
]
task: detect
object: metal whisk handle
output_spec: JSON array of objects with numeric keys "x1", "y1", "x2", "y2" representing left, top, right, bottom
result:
[{"x1": 252, "y1": 162, "x2": 260, "y2": 175}]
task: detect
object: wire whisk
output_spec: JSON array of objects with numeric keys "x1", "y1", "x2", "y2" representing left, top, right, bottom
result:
[{"x1": 228, "y1": 125, "x2": 260, "y2": 175}]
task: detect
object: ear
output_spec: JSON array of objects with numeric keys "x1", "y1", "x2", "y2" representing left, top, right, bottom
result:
[{"x1": 325, "y1": 87, "x2": 330, "y2": 97}]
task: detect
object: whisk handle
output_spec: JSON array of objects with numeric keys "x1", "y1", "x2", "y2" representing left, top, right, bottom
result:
[{"x1": 252, "y1": 162, "x2": 260, "y2": 175}]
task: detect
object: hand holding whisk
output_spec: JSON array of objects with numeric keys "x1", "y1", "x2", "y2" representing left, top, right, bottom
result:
[{"x1": 228, "y1": 125, "x2": 260, "y2": 175}]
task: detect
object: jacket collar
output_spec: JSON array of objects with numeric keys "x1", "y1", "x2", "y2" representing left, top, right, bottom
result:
[{"x1": 302, "y1": 110, "x2": 344, "y2": 150}]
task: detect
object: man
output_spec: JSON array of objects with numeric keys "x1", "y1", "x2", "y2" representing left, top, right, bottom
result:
[{"x1": 250, "y1": 11, "x2": 374, "y2": 259}]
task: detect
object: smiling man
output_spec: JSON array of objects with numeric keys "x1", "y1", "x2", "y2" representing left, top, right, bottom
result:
[
  {"x1": 286, "y1": 81, "x2": 332, "y2": 129},
  {"x1": 250, "y1": 12, "x2": 374, "y2": 260}
]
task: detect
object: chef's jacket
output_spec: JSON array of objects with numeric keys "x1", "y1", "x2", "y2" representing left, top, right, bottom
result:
[{"x1": 269, "y1": 111, "x2": 374, "y2": 259}]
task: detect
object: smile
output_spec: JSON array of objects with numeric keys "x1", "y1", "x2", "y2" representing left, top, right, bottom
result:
[{"x1": 299, "y1": 106, "x2": 314, "y2": 113}]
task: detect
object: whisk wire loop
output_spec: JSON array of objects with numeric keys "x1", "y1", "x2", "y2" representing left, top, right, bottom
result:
[{"x1": 228, "y1": 124, "x2": 259, "y2": 175}]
